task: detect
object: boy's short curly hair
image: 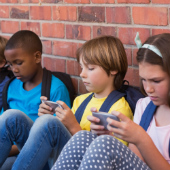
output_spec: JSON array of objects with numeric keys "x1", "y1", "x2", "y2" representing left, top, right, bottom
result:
[
  {"x1": 5, "y1": 30, "x2": 42, "y2": 54},
  {"x1": 76, "y1": 35, "x2": 128, "y2": 90}
]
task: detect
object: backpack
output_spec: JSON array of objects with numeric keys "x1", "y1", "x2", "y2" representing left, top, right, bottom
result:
[
  {"x1": 75, "y1": 81, "x2": 145, "y2": 123},
  {"x1": 139, "y1": 101, "x2": 170, "y2": 157},
  {"x1": 2, "y1": 68, "x2": 76, "y2": 111}
]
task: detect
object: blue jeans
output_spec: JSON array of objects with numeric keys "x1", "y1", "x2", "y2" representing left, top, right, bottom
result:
[{"x1": 0, "y1": 109, "x2": 72, "y2": 170}]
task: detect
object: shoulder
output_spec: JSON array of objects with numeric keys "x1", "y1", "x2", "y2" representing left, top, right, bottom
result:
[
  {"x1": 51, "y1": 74, "x2": 68, "y2": 91},
  {"x1": 111, "y1": 97, "x2": 133, "y2": 119},
  {"x1": 133, "y1": 97, "x2": 151, "y2": 124},
  {"x1": 74, "y1": 93, "x2": 92, "y2": 104}
]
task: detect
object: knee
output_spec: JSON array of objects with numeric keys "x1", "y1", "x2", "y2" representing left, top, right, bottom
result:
[
  {"x1": 31, "y1": 114, "x2": 62, "y2": 134},
  {"x1": 0, "y1": 109, "x2": 27, "y2": 123}
]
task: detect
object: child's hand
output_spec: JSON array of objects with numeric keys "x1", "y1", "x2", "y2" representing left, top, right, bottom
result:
[
  {"x1": 106, "y1": 111, "x2": 145, "y2": 145},
  {"x1": 55, "y1": 101, "x2": 81, "y2": 135},
  {"x1": 38, "y1": 96, "x2": 53, "y2": 116},
  {"x1": 87, "y1": 107, "x2": 110, "y2": 136}
]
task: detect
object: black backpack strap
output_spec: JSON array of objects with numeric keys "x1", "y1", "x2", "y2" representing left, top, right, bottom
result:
[
  {"x1": 2, "y1": 76, "x2": 15, "y2": 111},
  {"x1": 75, "y1": 93, "x2": 94, "y2": 123},
  {"x1": 41, "y1": 68, "x2": 76, "y2": 106},
  {"x1": 75, "y1": 90, "x2": 125, "y2": 124},
  {"x1": 41, "y1": 68, "x2": 51, "y2": 100},
  {"x1": 99, "y1": 90, "x2": 125, "y2": 112},
  {"x1": 139, "y1": 101, "x2": 157, "y2": 131}
]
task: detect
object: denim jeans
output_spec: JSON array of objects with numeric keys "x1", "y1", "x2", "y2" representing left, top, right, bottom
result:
[
  {"x1": 0, "y1": 157, "x2": 17, "y2": 170},
  {"x1": 0, "y1": 109, "x2": 72, "y2": 170}
]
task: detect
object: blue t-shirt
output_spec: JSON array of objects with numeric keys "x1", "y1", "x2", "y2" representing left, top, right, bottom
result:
[{"x1": 0, "y1": 75, "x2": 71, "y2": 122}]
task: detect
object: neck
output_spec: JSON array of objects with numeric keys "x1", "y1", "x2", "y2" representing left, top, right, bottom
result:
[
  {"x1": 24, "y1": 66, "x2": 43, "y2": 91},
  {"x1": 94, "y1": 86, "x2": 115, "y2": 98}
]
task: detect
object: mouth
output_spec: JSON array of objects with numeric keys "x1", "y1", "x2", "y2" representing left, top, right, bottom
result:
[
  {"x1": 149, "y1": 96, "x2": 158, "y2": 101},
  {"x1": 15, "y1": 76, "x2": 22, "y2": 79},
  {"x1": 83, "y1": 82, "x2": 90, "y2": 86}
]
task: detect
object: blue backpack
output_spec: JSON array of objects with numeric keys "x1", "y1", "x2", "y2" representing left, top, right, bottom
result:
[
  {"x1": 139, "y1": 101, "x2": 170, "y2": 157},
  {"x1": 75, "y1": 82, "x2": 145, "y2": 124}
]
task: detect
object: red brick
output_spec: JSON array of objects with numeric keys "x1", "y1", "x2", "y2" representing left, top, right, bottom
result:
[
  {"x1": 10, "y1": 6, "x2": 29, "y2": 19},
  {"x1": 66, "y1": 60, "x2": 81, "y2": 76},
  {"x1": 42, "y1": 40, "x2": 52, "y2": 54},
  {"x1": 118, "y1": 28, "x2": 150, "y2": 45},
  {"x1": 78, "y1": 7, "x2": 105, "y2": 22},
  {"x1": 53, "y1": 41, "x2": 82, "y2": 58},
  {"x1": 66, "y1": 25, "x2": 91, "y2": 41},
  {"x1": 21, "y1": 22, "x2": 41, "y2": 36},
  {"x1": 53, "y1": 6, "x2": 77, "y2": 21},
  {"x1": 65, "y1": 0, "x2": 90, "y2": 3},
  {"x1": 152, "y1": 29, "x2": 170, "y2": 36},
  {"x1": 132, "y1": 48, "x2": 138, "y2": 66},
  {"x1": 118, "y1": 0, "x2": 149, "y2": 3},
  {"x1": 133, "y1": 7, "x2": 168, "y2": 26},
  {"x1": 0, "y1": 6, "x2": 9, "y2": 18},
  {"x1": 42, "y1": 0, "x2": 62, "y2": 3},
  {"x1": 43, "y1": 57, "x2": 66, "y2": 72},
  {"x1": 0, "y1": 0, "x2": 17, "y2": 3},
  {"x1": 125, "y1": 68, "x2": 139, "y2": 87},
  {"x1": 152, "y1": 0, "x2": 170, "y2": 3},
  {"x1": 30, "y1": 6, "x2": 51, "y2": 20},
  {"x1": 93, "y1": 26, "x2": 116, "y2": 38},
  {"x1": 18, "y1": 0, "x2": 39, "y2": 2},
  {"x1": 42, "y1": 23, "x2": 65, "y2": 38},
  {"x1": 79, "y1": 79, "x2": 87, "y2": 94},
  {"x1": 106, "y1": 7, "x2": 131, "y2": 24},
  {"x1": 125, "y1": 48, "x2": 132, "y2": 66},
  {"x1": 1, "y1": 21, "x2": 19, "y2": 33},
  {"x1": 71, "y1": 77, "x2": 78, "y2": 95},
  {"x1": 91, "y1": 0, "x2": 115, "y2": 3}
]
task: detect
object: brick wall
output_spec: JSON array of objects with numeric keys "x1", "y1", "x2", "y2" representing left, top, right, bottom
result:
[{"x1": 0, "y1": 0, "x2": 170, "y2": 94}]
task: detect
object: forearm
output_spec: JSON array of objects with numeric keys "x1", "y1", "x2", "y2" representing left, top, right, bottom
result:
[
  {"x1": 69, "y1": 122, "x2": 82, "y2": 135},
  {"x1": 136, "y1": 133, "x2": 170, "y2": 170},
  {"x1": 9, "y1": 145, "x2": 19, "y2": 156}
]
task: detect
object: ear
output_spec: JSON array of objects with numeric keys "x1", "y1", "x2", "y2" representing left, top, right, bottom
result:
[
  {"x1": 110, "y1": 70, "x2": 118, "y2": 76},
  {"x1": 34, "y1": 51, "x2": 42, "y2": 64}
]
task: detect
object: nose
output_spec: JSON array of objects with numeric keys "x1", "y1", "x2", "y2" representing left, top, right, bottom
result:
[
  {"x1": 80, "y1": 68, "x2": 86, "y2": 78},
  {"x1": 144, "y1": 82, "x2": 154, "y2": 94},
  {"x1": 11, "y1": 66, "x2": 19, "y2": 73}
]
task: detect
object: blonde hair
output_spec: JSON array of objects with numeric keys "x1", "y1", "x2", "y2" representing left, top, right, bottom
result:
[
  {"x1": 0, "y1": 36, "x2": 8, "y2": 64},
  {"x1": 76, "y1": 36, "x2": 128, "y2": 90}
]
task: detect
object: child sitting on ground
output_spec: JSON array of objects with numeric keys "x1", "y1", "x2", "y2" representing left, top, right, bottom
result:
[
  {"x1": 0, "y1": 30, "x2": 71, "y2": 170},
  {"x1": 52, "y1": 33, "x2": 170, "y2": 170},
  {"x1": 0, "y1": 36, "x2": 13, "y2": 110},
  {"x1": 8, "y1": 35, "x2": 133, "y2": 170}
]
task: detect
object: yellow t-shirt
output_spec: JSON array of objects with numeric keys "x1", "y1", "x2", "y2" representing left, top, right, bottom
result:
[{"x1": 72, "y1": 92, "x2": 133, "y2": 146}]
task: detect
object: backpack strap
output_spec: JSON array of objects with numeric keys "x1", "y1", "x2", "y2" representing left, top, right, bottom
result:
[
  {"x1": 75, "y1": 90, "x2": 125, "y2": 124},
  {"x1": 2, "y1": 76, "x2": 15, "y2": 111},
  {"x1": 99, "y1": 90, "x2": 125, "y2": 112},
  {"x1": 41, "y1": 68, "x2": 52, "y2": 100},
  {"x1": 139, "y1": 101, "x2": 170, "y2": 157},
  {"x1": 139, "y1": 101, "x2": 157, "y2": 131},
  {"x1": 41, "y1": 68, "x2": 76, "y2": 106},
  {"x1": 75, "y1": 93, "x2": 94, "y2": 123}
]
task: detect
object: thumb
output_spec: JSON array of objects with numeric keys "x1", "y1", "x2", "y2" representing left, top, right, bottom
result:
[
  {"x1": 111, "y1": 110, "x2": 129, "y2": 122},
  {"x1": 90, "y1": 107, "x2": 98, "y2": 112}
]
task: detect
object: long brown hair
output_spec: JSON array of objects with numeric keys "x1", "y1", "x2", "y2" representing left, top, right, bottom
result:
[{"x1": 137, "y1": 33, "x2": 170, "y2": 106}]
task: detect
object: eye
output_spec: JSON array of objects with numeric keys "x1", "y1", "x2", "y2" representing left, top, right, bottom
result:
[
  {"x1": 88, "y1": 67, "x2": 94, "y2": 71},
  {"x1": 16, "y1": 61, "x2": 23, "y2": 65},
  {"x1": 153, "y1": 80, "x2": 161, "y2": 83}
]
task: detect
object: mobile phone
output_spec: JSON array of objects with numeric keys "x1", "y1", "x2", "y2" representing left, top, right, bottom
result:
[
  {"x1": 92, "y1": 112, "x2": 120, "y2": 130},
  {"x1": 42, "y1": 100, "x2": 63, "y2": 112}
]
